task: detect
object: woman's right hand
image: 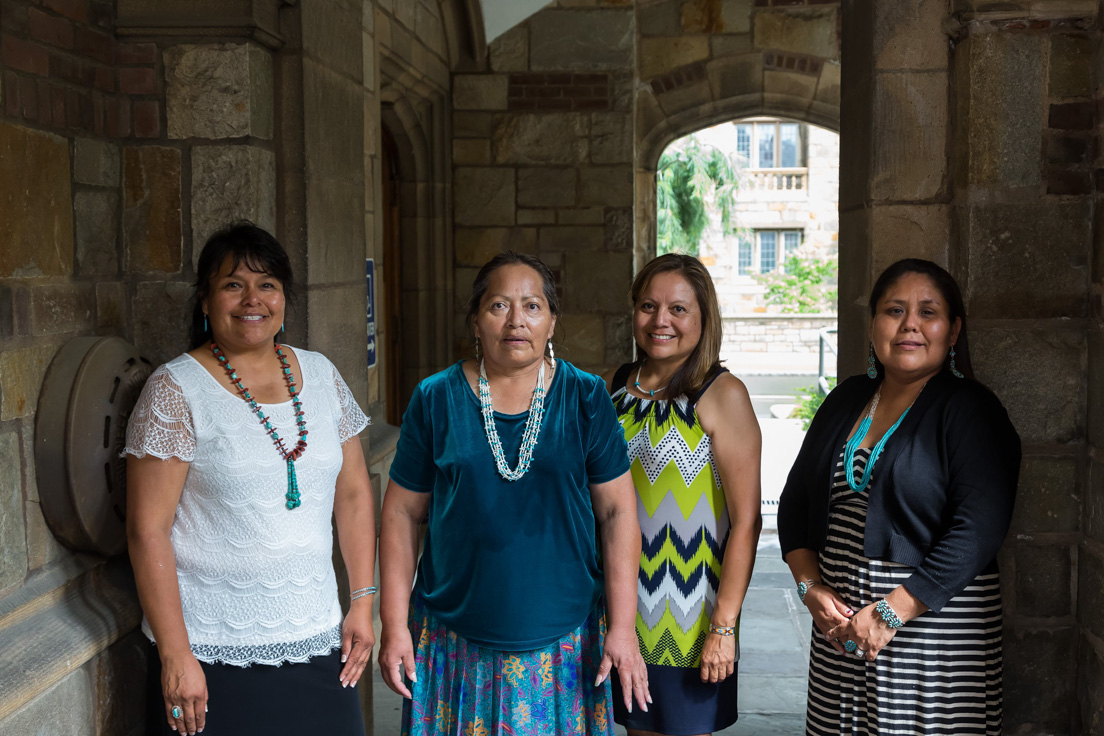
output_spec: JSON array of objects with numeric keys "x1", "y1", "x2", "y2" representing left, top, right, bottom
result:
[
  {"x1": 379, "y1": 625, "x2": 417, "y2": 699},
  {"x1": 160, "y1": 651, "x2": 207, "y2": 734},
  {"x1": 803, "y1": 585, "x2": 853, "y2": 654}
]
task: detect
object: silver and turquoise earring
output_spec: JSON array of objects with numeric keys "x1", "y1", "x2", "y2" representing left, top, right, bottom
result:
[
  {"x1": 866, "y1": 344, "x2": 878, "y2": 379},
  {"x1": 949, "y1": 346, "x2": 964, "y2": 378},
  {"x1": 281, "y1": 322, "x2": 285, "y2": 333}
]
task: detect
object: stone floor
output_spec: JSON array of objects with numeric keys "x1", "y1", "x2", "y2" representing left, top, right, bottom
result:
[{"x1": 370, "y1": 528, "x2": 811, "y2": 736}]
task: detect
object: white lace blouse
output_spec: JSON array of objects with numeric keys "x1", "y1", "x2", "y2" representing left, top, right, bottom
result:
[{"x1": 123, "y1": 347, "x2": 369, "y2": 667}]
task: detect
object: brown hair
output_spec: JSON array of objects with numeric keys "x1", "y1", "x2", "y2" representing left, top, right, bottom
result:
[{"x1": 630, "y1": 253, "x2": 723, "y2": 399}]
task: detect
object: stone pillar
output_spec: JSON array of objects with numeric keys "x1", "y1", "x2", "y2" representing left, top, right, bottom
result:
[
  {"x1": 953, "y1": 13, "x2": 1091, "y2": 734},
  {"x1": 1082, "y1": 3, "x2": 1104, "y2": 732},
  {"x1": 837, "y1": 0, "x2": 952, "y2": 378}
]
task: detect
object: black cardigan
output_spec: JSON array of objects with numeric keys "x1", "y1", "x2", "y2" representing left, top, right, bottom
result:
[{"x1": 777, "y1": 370, "x2": 1021, "y2": 612}]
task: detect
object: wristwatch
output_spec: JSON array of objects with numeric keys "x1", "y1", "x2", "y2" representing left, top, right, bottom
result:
[{"x1": 797, "y1": 579, "x2": 820, "y2": 603}]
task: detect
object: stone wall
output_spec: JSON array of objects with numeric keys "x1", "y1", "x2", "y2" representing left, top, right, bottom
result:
[
  {"x1": 451, "y1": 0, "x2": 637, "y2": 372},
  {"x1": 0, "y1": 0, "x2": 181, "y2": 728},
  {"x1": 721, "y1": 314, "x2": 836, "y2": 354},
  {"x1": 1083, "y1": 3, "x2": 1104, "y2": 732}
]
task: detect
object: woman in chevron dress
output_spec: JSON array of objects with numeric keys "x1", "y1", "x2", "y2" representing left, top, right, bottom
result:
[{"x1": 605, "y1": 254, "x2": 763, "y2": 736}]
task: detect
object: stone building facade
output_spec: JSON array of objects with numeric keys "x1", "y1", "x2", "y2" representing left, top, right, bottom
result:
[{"x1": 1, "y1": 0, "x2": 1103, "y2": 734}]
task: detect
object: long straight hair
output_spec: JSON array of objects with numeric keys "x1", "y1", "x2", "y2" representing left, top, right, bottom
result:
[
  {"x1": 868, "y1": 258, "x2": 973, "y2": 379},
  {"x1": 630, "y1": 253, "x2": 723, "y2": 400}
]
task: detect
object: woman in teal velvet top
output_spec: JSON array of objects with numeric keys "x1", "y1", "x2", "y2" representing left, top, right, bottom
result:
[{"x1": 378, "y1": 252, "x2": 651, "y2": 735}]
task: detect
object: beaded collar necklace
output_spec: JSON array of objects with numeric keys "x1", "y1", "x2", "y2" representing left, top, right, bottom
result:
[
  {"x1": 210, "y1": 342, "x2": 308, "y2": 509},
  {"x1": 477, "y1": 359, "x2": 549, "y2": 481},
  {"x1": 843, "y1": 385, "x2": 921, "y2": 492},
  {"x1": 634, "y1": 360, "x2": 668, "y2": 398}
]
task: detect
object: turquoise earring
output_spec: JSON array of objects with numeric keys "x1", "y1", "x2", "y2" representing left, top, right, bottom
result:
[
  {"x1": 950, "y1": 346, "x2": 964, "y2": 378},
  {"x1": 203, "y1": 314, "x2": 208, "y2": 333},
  {"x1": 866, "y1": 344, "x2": 877, "y2": 380}
]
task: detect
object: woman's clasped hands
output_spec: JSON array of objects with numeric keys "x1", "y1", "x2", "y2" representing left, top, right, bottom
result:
[{"x1": 825, "y1": 602, "x2": 898, "y2": 662}]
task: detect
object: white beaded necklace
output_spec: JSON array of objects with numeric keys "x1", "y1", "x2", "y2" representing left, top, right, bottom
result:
[
  {"x1": 478, "y1": 359, "x2": 550, "y2": 481},
  {"x1": 634, "y1": 361, "x2": 668, "y2": 398}
]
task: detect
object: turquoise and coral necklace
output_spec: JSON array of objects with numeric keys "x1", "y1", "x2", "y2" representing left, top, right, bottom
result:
[{"x1": 210, "y1": 342, "x2": 308, "y2": 509}]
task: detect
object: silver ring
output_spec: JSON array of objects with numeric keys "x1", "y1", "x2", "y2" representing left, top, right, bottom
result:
[
  {"x1": 171, "y1": 706, "x2": 182, "y2": 719},
  {"x1": 855, "y1": 649, "x2": 866, "y2": 658}
]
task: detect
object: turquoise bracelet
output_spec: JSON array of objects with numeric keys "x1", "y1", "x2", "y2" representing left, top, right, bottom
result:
[{"x1": 875, "y1": 599, "x2": 904, "y2": 629}]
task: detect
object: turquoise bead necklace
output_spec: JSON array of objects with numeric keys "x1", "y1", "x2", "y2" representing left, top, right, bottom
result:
[
  {"x1": 478, "y1": 358, "x2": 549, "y2": 481},
  {"x1": 210, "y1": 342, "x2": 308, "y2": 509},
  {"x1": 843, "y1": 387, "x2": 914, "y2": 493}
]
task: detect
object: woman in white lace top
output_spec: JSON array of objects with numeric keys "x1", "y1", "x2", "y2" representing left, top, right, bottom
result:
[{"x1": 124, "y1": 224, "x2": 375, "y2": 736}]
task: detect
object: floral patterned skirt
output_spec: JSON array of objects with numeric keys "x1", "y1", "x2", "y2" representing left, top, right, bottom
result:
[{"x1": 401, "y1": 594, "x2": 615, "y2": 736}]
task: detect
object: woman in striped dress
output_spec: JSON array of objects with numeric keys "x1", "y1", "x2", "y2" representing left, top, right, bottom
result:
[
  {"x1": 778, "y1": 259, "x2": 1021, "y2": 735},
  {"x1": 605, "y1": 254, "x2": 762, "y2": 735}
]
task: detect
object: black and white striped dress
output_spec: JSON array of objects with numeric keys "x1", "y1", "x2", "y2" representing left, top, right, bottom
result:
[{"x1": 806, "y1": 448, "x2": 1003, "y2": 736}]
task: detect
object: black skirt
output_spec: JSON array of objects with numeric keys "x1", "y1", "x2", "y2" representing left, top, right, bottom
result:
[
  {"x1": 145, "y1": 644, "x2": 364, "y2": 735},
  {"x1": 612, "y1": 662, "x2": 739, "y2": 735}
]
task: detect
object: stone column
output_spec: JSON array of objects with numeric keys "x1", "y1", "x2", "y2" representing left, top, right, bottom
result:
[
  {"x1": 837, "y1": 0, "x2": 952, "y2": 377},
  {"x1": 1082, "y1": 3, "x2": 1104, "y2": 732},
  {"x1": 954, "y1": 11, "x2": 1092, "y2": 734}
]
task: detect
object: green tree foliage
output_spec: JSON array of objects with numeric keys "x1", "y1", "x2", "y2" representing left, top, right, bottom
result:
[
  {"x1": 656, "y1": 135, "x2": 741, "y2": 256},
  {"x1": 757, "y1": 255, "x2": 838, "y2": 314}
]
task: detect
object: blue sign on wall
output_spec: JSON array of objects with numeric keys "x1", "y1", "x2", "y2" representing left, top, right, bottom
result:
[{"x1": 366, "y1": 258, "x2": 377, "y2": 369}]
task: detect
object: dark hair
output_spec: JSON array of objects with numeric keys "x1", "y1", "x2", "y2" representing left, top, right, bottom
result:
[
  {"x1": 868, "y1": 258, "x2": 972, "y2": 379},
  {"x1": 466, "y1": 251, "x2": 560, "y2": 354},
  {"x1": 630, "y1": 253, "x2": 723, "y2": 399},
  {"x1": 190, "y1": 223, "x2": 295, "y2": 349}
]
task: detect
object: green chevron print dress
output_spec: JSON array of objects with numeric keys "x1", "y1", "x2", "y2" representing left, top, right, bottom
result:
[{"x1": 608, "y1": 364, "x2": 739, "y2": 734}]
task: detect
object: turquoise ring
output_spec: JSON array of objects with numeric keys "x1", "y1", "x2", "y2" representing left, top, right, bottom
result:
[
  {"x1": 843, "y1": 640, "x2": 858, "y2": 653},
  {"x1": 171, "y1": 706, "x2": 182, "y2": 719}
]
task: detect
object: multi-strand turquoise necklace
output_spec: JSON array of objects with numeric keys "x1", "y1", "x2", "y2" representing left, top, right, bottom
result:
[
  {"x1": 478, "y1": 358, "x2": 549, "y2": 481},
  {"x1": 843, "y1": 387, "x2": 916, "y2": 492},
  {"x1": 210, "y1": 342, "x2": 308, "y2": 509}
]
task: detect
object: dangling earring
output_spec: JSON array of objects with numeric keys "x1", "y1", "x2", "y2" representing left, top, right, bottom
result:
[
  {"x1": 949, "y1": 346, "x2": 964, "y2": 378},
  {"x1": 281, "y1": 322, "x2": 285, "y2": 333},
  {"x1": 474, "y1": 337, "x2": 482, "y2": 363},
  {"x1": 866, "y1": 344, "x2": 878, "y2": 380},
  {"x1": 203, "y1": 314, "x2": 208, "y2": 333},
  {"x1": 548, "y1": 342, "x2": 555, "y2": 361}
]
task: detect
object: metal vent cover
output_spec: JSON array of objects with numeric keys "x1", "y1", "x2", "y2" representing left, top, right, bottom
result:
[{"x1": 34, "y1": 337, "x2": 153, "y2": 556}]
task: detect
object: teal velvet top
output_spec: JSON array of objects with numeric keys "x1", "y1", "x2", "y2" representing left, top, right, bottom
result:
[{"x1": 389, "y1": 360, "x2": 630, "y2": 650}]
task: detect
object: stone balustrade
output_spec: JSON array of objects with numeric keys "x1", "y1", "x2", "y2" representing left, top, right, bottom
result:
[{"x1": 746, "y1": 167, "x2": 808, "y2": 192}]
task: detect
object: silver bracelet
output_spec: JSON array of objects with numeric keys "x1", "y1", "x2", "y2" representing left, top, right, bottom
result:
[{"x1": 351, "y1": 586, "x2": 377, "y2": 602}]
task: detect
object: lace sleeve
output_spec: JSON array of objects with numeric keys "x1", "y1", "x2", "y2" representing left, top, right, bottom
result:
[
  {"x1": 332, "y1": 364, "x2": 370, "y2": 443},
  {"x1": 122, "y1": 366, "x2": 196, "y2": 461}
]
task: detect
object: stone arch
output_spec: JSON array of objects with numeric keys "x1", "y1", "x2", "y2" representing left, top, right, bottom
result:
[
  {"x1": 633, "y1": 49, "x2": 840, "y2": 268},
  {"x1": 378, "y1": 92, "x2": 453, "y2": 411},
  {"x1": 437, "y1": 0, "x2": 486, "y2": 70}
]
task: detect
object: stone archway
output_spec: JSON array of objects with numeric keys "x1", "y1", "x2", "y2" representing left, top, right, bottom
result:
[{"x1": 634, "y1": 47, "x2": 841, "y2": 271}]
